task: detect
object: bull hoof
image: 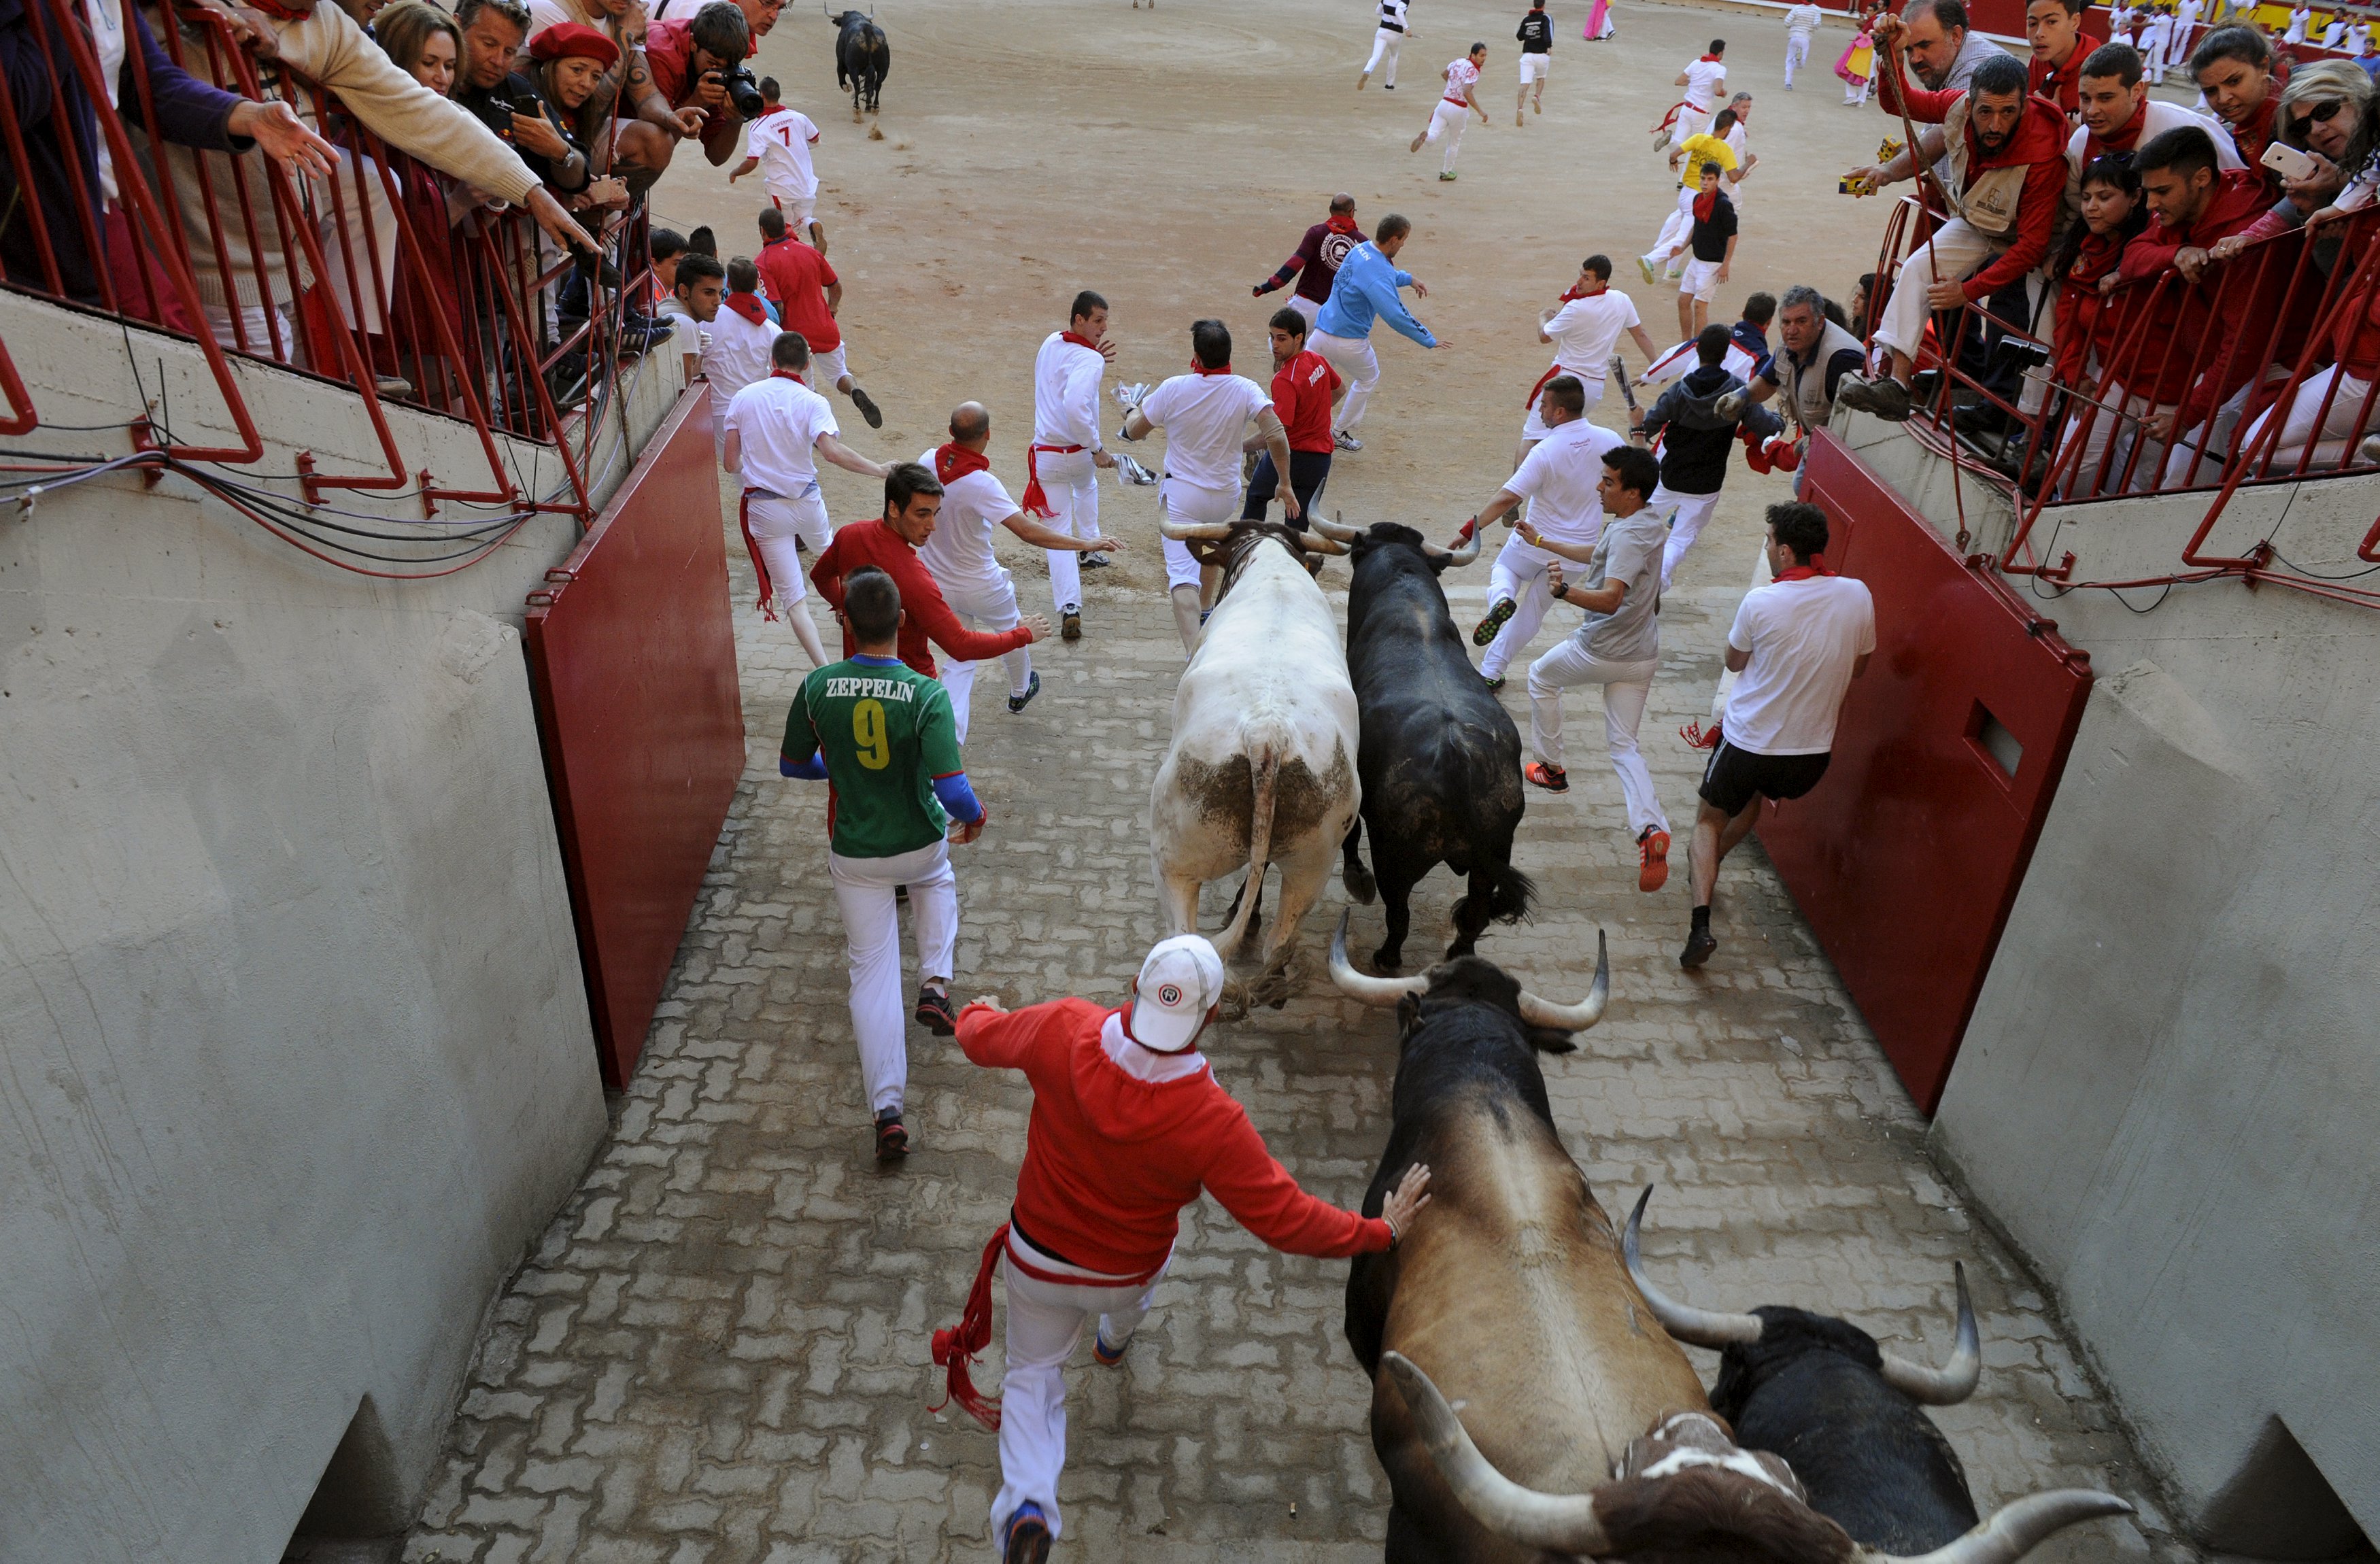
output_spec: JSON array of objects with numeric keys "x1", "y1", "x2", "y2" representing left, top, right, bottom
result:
[
  {"x1": 1246, "y1": 969, "x2": 1297, "y2": 1010},
  {"x1": 1344, "y1": 864, "x2": 1378, "y2": 904},
  {"x1": 1372, "y1": 945, "x2": 1404, "y2": 973},
  {"x1": 1217, "y1": 980, "x2": 1253, "y2": 1022}
]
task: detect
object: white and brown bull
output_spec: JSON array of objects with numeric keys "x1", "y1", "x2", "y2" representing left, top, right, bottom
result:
[
  {"x1": 1329, "y1": 926, "x2": 2135, "y2": 1564},
  {"x1": 1150, "y1": 518, "x2": 1355, "y2": 1007}
]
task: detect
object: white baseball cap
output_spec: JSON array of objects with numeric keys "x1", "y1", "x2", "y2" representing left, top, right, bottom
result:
[{"x1": 1127, "y1": 934, "x2": 1227, "y2": 1053}]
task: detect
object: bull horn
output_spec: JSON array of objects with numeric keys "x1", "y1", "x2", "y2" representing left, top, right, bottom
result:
[
  {"x1": 1380, "y1": 1353, "x2": 1613, "y2": 1553},
  {"x1": 1424, "y1": 529, "x2": 1482, "y2": 567},
  {"x1": 1327, "y1": 910, "x2": 1428, "y2": 1006},
  {"x1": 1293, "y1": 528, "x2": 1350, "y2": 555},
  {"x1": 1511, "y1": 929, "x2": 1610, "y2": 1032},
  {"x1": 1622, "y1": 1186, "x2": 1765, "y2": 1347},
  {"x1": 1877, "y1": 1262, "x2": 1984, "y2": 1406},
  {"x1": 1862, "y1": 1490, "x2": 2135, "y2": 1564},
  {"x1": 1157, "y1": 515, "x2": 1237, "y2": 542},
  {"x1": 1306, "y1": 513, "x2": 1362, "y2": 543}
]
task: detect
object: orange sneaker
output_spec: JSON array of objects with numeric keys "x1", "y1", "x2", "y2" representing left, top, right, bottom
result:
[{"x1": 1637, "y1": 828, "x2": 1671, "y2": 893}]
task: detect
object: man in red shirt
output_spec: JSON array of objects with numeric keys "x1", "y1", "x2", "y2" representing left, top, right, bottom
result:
[
  {"x1": 1835, "y1": 47, "x2": 2070, "y2": 419},
  {"x1": 640, "y1": 2, "x2": 754, "y2": 171},
  {"x1": 1239, "y1": 307, "x2": 1347, "y2": 530},
  {"x1": 754, "y1": 205, "x2": 881, "y2": 428},
  {"x1": 811, "y1": 464, "x2": 1051, "y2": 677},
  {"x1": 2025, "y1": 0, "x2": 2090, "y2": 119},
  {"x1": 932, "y1": 934, "x2": 1433, "y2": 1564}
]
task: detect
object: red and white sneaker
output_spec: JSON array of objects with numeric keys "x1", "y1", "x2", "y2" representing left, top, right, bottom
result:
[
  {"x1": 1523, "y1": 761, "x2": 1569, "y2": 792},
  {"x1": 1637, "y1": 828, "x2": 1671, "y2": 893}
]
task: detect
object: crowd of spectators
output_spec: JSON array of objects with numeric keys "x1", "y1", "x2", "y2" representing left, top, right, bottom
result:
[{"x1": 0, "y1": 0, "x2": 784, "y2": 408}]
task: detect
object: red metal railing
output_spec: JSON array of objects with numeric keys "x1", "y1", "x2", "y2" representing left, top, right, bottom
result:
[
  {"x1": 1867, "y1": 189, "x2": 2380, "y2": 606},
  {"x1": 0, "y1": 0, "x2": 668, "y2": 548}
]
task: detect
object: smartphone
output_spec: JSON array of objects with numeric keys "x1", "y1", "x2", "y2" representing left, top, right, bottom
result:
[{"x1": 2263, "y1": 141, "x2": 2319, "y2": 182}]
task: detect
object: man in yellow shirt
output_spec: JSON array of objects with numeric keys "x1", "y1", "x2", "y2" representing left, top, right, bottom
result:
[{"x1": 1640, "y1": 107, "x2": 1742, "y2": 283}]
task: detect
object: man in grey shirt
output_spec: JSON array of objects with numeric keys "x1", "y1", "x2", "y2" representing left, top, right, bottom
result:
[
  {"x1": 1877, "y1": 0, "x2": 2013, "y2": 186},
  {"x1": 1517, "y1": 443, "x2": 1679, "y2": 894}
]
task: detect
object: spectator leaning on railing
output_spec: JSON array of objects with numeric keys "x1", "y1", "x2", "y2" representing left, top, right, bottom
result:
[
  {"x1": 1835, "y1": 44, "x2": 2069, "y2": 420},
  {"x1": 2190, "y1": 23, "x2": 2284, "y2": 196},
  {"x1": 190, "y1": 0, "x2": 598, "y2": 258},
  {"x1": 2211, "y1": 58, "x2": 2379, "y2": 256},
  {"x1": 0, "y1": 0, "x2": 335, "y2": 317}
]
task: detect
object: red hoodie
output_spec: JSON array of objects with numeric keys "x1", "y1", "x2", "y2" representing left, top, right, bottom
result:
[
  {"x1": 956, "y1": 998, "x2": 1391, "y2": 1276},
  {"x1": 1880, "y1": 80, "x2": 2073, "y2": 302},
  {"x1": 2109, "y1": 170, "x2": 2274, "y2": 413},
  {"x1": 811, "y1": 517, "x2": 1035, "y2": 679},
  {"x1": 2054, "y1": 226, "x2": 2131, "y2": 387}
]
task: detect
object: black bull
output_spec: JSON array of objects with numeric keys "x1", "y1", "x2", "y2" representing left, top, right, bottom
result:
[
  {"x1": 1333, "y1": 521, "x2": 1531, "y2": 971},
  {"x1": 829, "y1": 9, "x2": 887, "y2": 118}
]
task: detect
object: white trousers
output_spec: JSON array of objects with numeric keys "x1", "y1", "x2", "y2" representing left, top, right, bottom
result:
[
  {"x1": 828, "y1": 839, "x2": 957, "y2": 1116},
  {"x1": 936, "y1": 568, "x2": 1032, "y2": 745},
  {"x1": 2162, "y1": 379, "x2": 2257, "y2": 488},
  {"x1": 2055, "y1": 375, "x2": 2169, "y2": 497},
  {"x1": 1310, "y1": 330, "x2": 1381, "y2": 435},
  {"x1": 1160, "y1": 477, "x2": 1238, "y2": 590},
  {"x1": 1651, "y1": 484, "x2": 1720, "y2": 589},
  {"x1": 1364, "y1": 26, "x2": 1404, "y2": 84},
  {"x1": 204, "y1": 301, "x2": 296, "y2": 364},
  {"x1": 1646, "y1": 186, "x2": 1696, "y2": 271},
  {"x1": 1784, "y1": 31, "x2": 1812, "y2": 85},
  {"x1": 745, "y1": 486, "x2": 831, "y2": 607},
  {"x1": 1425, "y1": 99, "x2": 1470, "y2": 171},
  {"x1": 1874, "y1": 218, "x2": 2003, "y2": 362},
  {"x1": 1481, "y1": 535, "x2": 1563, "y2": 679},
  {"x1": 2238, "y1": 364, "x2": 2378, "y2": 473},
  {"x1": 990, "y1": 1248, "x2": 1168, "y2": 1550},
  {"x1": 1527, "y1": 639, "x2": 1667, "y2": 836},
  {"x1": 314, "y1": 148, "x2": 401, "y2": 336},
  {"x1": 1034, "y1": 447, "x2": 1101, "y2": 614},
  {"x1": 1287, "y1": 293, "x2": 1320, "y2": 326}
]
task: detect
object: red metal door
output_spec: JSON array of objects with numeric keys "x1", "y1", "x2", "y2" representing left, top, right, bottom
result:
[
  {"x1": 524, "y1": 390, "x2": 744, "y2": 1087},
  {"x1": 1758, "y1": 432, "x2": 2094, "y2": 1114}
]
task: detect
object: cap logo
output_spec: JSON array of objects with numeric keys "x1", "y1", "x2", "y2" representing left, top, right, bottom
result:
[{"x1": 1157, "y1": 983, "x2": 1183, "y2": 1006}]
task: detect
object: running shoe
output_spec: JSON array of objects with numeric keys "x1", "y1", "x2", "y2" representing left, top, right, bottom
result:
[
  {"x1": 1473, "y1": 596, "x2": 1517, "y2": 646},
  {"x1": 1093, "y1": 1330, "x2": 1129, "y2": 1367},
  {"x1": 1637, "y1": 254, "x2": 1659, "y2": 286},
  {"x1": 1358, "y1": 68, "x2": 1372, "y2": 88},
  {"x1": 915, "y1": 985, "x2": 957, "y2": 1036},
  {"x1": 1438, "y1": 171, "x2": 1459, "y2": 181},
  {"x1": 1524, "y1": 761, "x2": 1568, "y2": 792},
  {"x1": 1114, "y1": 452, "x2": 1159, "y2": 485},
  {"x1": 1680, "y1": 925, "x2": 1718, "y2": 969},
  {"x1": 1333, "y1": 430, "x2": 1363, "y2": 452},
  {"x1": 1482, "y1": 674, "x2": 1505, "y2": 692},
  {"x1": 1081, "y1": 551, "x2": 1110, "y2": 568},
  {"x1": 874, "y1": 1108, "x2": 910, "y2": 1161},
  {"x1": 1007, "y1": 672, "x2": 1041, "y2": 714},
  {"x1": 1835, "y1": 373, "x2": 1914, "y2": 422},
  {"x1": 1533, "y1": 97, "x2": 1542, "y2": 114},
  {"x1": 1382, "y1": 82, "x2": 1395, "y2": 89},
  {"x1": 1004, "y1": 1504, "x2": 1053, "y2": 1564},
  {"x1": 1638, "y1": 828, "x2": 1671, "y2": 893},
  {"x1": 850, "y1": 386, "x2": 883, "y2": 428},
  {"x1": 1061, "y1": 610, "x2": 1082, "y2": 642},
  {"x1": 1515, "y1": 110, "x2": 1525, "y2": 126}
]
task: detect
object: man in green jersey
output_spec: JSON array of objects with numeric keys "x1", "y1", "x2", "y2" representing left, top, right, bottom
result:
[{"x1": 781, "y1": 566, "x2": 990, "y2": 1160}]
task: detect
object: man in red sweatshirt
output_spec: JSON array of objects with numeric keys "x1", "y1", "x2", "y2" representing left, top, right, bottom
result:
[
  {"x1": 932, "y1": 935, "x2": 1433, "y2": 1564},
  {"x1": 811, "y1": 464, "x2": 1052, "y2": 679},
  {"x1": 1250, "y1": 192, "x2": 1365, "y2": 328},
  {"x1": 1835, "y1": 45, "x2": 2070, "y2": 420}
]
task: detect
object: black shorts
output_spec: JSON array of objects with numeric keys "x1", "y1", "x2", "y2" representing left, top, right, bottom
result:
[
  {"x1": 1699, "y1": 741, "x2": 1831, "y2": 816},
  {"x1": 1242, "y1": 449, "x2": 1333, "y2": 524}
]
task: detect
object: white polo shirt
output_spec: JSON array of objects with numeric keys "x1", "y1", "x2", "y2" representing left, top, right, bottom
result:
[
  {"x1": 1724, "y1": 575, "x2": 1877, "y2": 755},
  {"x1": 1507, "y1": 417, "x2": 1624, "y2": 548},
  {"x1": 724, "y1": 373, "x2": 836, "y2": 496},
  {"x1": 1138, "y1": 371, "x2": 1273, "y2": 492},
  {"x1": 702, "y1": 308, "x2": 779, "y2": 425},
  {"x1": 915, "y1": 448, "x2": 1020, "y2": 588},
  {"x1": 745, "y1": 105, "x2": 821, "y2": 201},
  {"x1": 1682, "y1": 55, "x2": 1727, "y2": 109},
  {"x1": 1544, "y1": 290, "x2": 1641, "y2": 375}
]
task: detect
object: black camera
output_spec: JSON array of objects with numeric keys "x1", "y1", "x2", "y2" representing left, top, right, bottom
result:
[
  {"x1": 717, "y1": 64, "x2": 765, "y2": 120},
  {"x1": 465, "y1": 82, "x2": 544, "y2": 141}
]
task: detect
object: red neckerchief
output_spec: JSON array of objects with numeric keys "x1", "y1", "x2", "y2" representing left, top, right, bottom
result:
[
  {"x1": 1693, "y1": 188, "x2": 1720, "y2": 222},
  {"x1": 1193, "y1": 363, "x2": 1232, "y2": 376},
  {"x1": 1775, "y1": 554, "x2": 1835, "y2": 580},
  {"x1": 1061, "y1": 330, "x2": 1102, "y2": 352},
  {"x1": 1325, "y1": 212, "x2": 1361, "y2": 235},
  {"x1": 2094, "y1": 97, "x2": 2150, "y2": 156},
  {"x1": 934, "y1": 443, "x2": 992, "y2": 485},
  {"x1": 724, "y1": 291, "x2": 770, "y2": 326},
  {"x1": 770, "y1": 368, "x2": 807, "y2": 386},
  {"x1": 1559, "y1": 281, "x2": 1601, "y2": 303},
  {"x1": 1698, "y1": 50, "x2": 1722, "y2": 61}
]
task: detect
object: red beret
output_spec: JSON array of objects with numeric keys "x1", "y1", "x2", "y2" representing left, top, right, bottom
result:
[{"x1": 530, "y1": 22, "x2": 620, "y2": 67}]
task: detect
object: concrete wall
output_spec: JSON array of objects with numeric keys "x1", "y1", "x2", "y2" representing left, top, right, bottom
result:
[
  {"x1": 1843, "y1": 415, "x2": 2379, "y2": 1557},
  {"x1": 0, "y1": 294, "x2": 683, "y2": 1561}
]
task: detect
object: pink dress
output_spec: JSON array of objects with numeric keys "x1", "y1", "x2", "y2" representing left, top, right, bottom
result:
[{"x1": 1584, "y1": 0, "x2": 1613, "y2": 39}]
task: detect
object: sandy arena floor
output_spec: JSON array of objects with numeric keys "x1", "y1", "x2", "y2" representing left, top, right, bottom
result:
[{"x1": 403, "y1": 1, "x2": 2215, "y2": 1559}]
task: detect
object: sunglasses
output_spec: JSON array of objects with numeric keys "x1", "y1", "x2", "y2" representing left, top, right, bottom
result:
[{"x1": 2289, "y1": 99, "x2": 2346, "y2": 135}]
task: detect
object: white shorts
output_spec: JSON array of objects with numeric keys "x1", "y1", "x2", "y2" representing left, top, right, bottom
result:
[
  {"x1": 769, "y1": 190, "x2": 816, "y2": 229},
  {"x1": 1520, "y1": 53, "x2": 1550, "y2": 82},
  {"x1": 1159, "y1": 477, "x2": 1238, "y2": 591},
  {"x1": 811, "y1": 341, "x2": 850, "y2": 387},
  {"x1": 1680, "y1": 258, "x2": 1723, "y2": 303},
  {"x1": 1520, "y1": 372, "x2": 1605, "y2": 440}
]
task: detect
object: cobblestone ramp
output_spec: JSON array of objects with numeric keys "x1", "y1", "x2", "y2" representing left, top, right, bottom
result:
[{"x1": 405, "y1": 535, "x2": 2197, "y2": 1563}]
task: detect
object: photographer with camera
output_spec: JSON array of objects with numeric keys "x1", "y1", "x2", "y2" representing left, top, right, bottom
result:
[{"x1": 641, "y1": 0, "x2": 760, "y2": 171}]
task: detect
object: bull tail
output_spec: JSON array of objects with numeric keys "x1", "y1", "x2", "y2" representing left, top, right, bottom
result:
[
  {"x1": 1209, "y1": 749, "x2": 1278, "y2": 960},
  {"x1": 1483, "y1": 860, "x2": 1535, "y2": 925}
]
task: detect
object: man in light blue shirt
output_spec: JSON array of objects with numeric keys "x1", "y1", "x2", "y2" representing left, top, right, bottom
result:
[{"x1": 1308, "y1": 212, "x2": 1448, "y2": 451}]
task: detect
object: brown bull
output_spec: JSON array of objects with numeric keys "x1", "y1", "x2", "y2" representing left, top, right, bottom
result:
[{"x1": 1330, "y1": 921, "x2": 2135, "y2": 1563}]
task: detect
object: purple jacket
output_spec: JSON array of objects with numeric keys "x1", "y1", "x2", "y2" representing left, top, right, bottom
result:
[{"x1": 0, "y1": 0, "x2": 249, "y2": 305}]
